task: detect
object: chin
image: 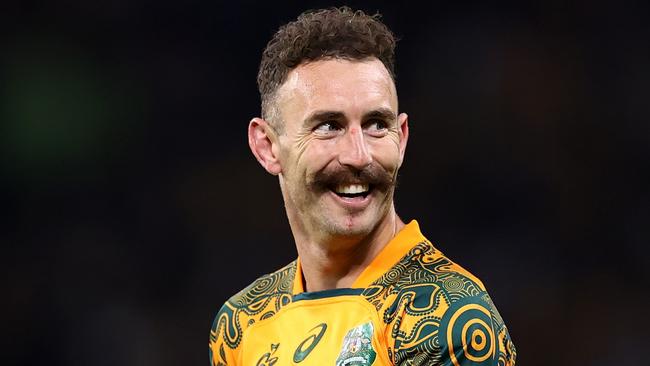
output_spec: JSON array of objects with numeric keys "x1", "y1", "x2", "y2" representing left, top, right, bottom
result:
[
  {"x1": 311, "y1": 198, "x2": 392, "y2": 239},
  {"x1": 320, "y1": 214, "x2": 378, "y2": 238}
]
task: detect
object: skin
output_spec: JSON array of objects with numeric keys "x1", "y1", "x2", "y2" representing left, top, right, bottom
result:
[{"x1": 248, "y1": 58, "x2": 409, "y2": 292}]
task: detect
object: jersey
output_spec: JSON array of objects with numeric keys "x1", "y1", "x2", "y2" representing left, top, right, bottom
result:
[{"x1": 209, "y1": 221, "x2": 517, "y2": 365}]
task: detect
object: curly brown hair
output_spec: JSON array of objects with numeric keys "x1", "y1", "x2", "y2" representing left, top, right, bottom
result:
[{"x1": 257, "y1": 7, "x2": 397, "y2": 130}]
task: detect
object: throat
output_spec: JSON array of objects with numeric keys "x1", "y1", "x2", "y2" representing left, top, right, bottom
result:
[
  {"x1": 302, "y1": 261, "x2": 365, "y2": 292},
  {"x1": 298, "y1": 236, "x2": 376, "y2": 292}
]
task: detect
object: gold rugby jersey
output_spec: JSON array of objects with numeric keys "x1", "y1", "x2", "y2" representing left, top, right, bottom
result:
[{"x1": 209, "y1": 221, "x2": 516, "y2": 365}]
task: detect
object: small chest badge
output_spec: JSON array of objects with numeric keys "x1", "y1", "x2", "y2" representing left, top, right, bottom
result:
[{"x1": 335, "y1": 321, "x2": 377, "y2": 366}]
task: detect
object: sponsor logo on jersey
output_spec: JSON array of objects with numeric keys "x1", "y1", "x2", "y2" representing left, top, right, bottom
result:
[
  {"x1": 293, "y1": 323, "x2": 328, "y2": 363},
  {"x1": 335, "y1": 321, "x2": 377, "y2": 366}
]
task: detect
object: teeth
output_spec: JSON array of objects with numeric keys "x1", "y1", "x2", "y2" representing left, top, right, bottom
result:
[{"x1": 335, "y1": 184, "x2": 369, "y2": 194}]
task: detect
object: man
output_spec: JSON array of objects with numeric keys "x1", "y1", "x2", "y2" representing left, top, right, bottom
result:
[{"x1": 210, "y1": 7, "x2": 516, "y2": 365}]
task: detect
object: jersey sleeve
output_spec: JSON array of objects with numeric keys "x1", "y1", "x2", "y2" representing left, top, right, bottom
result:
[
  {"x1": 390, "y1": 291, "x2": 516, "y2": 365},
  {"x1": 209, "y1": 303, "x2": 238, "y2": 366},
  {"x1": 435, "y1": 293, "x2": 516, "y2": 366}
]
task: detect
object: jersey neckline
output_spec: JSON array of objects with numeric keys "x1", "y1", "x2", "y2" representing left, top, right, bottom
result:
[{"x1": 292, "y1": 220, "x2": 426, "y2": 295}]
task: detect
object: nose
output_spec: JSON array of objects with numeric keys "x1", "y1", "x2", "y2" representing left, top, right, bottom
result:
[{"x1": 337, "y1": 125, "x2": 372, "y2": 169}]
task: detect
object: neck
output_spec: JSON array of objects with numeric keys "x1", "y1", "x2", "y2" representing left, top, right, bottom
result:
[{"x1": 291, "y1": 209, "x2": 405, "y2": 292}]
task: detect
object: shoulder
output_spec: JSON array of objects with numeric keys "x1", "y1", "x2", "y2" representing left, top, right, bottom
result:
[
  {"x1": 365, "y1": 239, "x2": 487, "y2": 305},
  {"x1": 226, "y1": 260, "x2": 296, "y2": 312},
  {"x1": 365, "y1": 240, "x2": 517, "y2": 365},
  {"x1": 210, "y1": 261, "x2": 296, "y2": 351}
]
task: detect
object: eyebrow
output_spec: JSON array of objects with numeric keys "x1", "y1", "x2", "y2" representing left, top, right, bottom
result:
[
  {"x1": 304, "y1": 108, "x2": 396, "y2": 126},
  {"x1": 305, "y1": 110, "x2": 346, "y2": 125},
  {"x1": 364, "y1": 108, "x2": 396, "y2": 122}
]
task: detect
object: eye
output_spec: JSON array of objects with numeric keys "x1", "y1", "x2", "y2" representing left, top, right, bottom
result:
[
  {"x1": 364, "y1": 119, "x2": 388, "y2": 135},
  {"x1": 314, "y1": 121, "x2": 341, "y2": 134}
]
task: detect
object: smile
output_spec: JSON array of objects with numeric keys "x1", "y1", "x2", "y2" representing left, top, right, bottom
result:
[
  {"x1": 325, "y1": 183, "x2": 374, "y2": 211},
  {"x1": 332, "y1": 183, "x2": 371, "y2": 198}
]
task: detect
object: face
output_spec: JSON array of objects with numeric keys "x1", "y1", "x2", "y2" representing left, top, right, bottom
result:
[{"x1": 268, "y1": 58, "x2": 408, "y2": 240}]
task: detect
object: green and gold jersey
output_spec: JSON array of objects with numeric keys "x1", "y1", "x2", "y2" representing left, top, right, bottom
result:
[{"x1": 209, "y1": 221, "x2": 517, "y2": 365}]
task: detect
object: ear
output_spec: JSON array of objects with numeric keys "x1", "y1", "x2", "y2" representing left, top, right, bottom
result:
[
  {"x1": 397, "y1": 112, "x2": 409, "y2": 166},
  {"x1": 248, "y1": 117, "x2": 282, "y2": 175}
]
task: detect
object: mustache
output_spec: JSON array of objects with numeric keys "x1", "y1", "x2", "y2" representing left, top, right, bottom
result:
[{"x1": 311, "y1": 163, "x2": 395, "y2": 191}]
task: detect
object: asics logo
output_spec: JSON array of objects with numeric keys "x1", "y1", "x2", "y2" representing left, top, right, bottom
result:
[{"x1": 293, "y1": 323, "x2": 328, "y2": 363}]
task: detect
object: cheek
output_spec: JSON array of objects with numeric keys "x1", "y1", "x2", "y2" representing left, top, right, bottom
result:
[
  {"x1": 296, "y1": 141, "x2": 336, "y2": 172},
  {"x1": 369, "y1": 139, "x2": 402, "y2": 170}
]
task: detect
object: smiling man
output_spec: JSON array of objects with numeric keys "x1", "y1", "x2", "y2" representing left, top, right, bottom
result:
[{"x1": 209, "y1": 7, "x2": 516, "y2": 366}]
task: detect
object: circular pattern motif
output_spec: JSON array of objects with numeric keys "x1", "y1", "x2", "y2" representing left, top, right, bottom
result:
[
  {"x1": 443, "y1": 277, "x2": 464, "y2": 292},
  {"x1": 439, "y1": 298, "x2": 496, "y2": 366},
  {"x1": 384, "y1": 267, "x2": 401, "y2": 282},
  {"x1": 250, "y1": 275, "x2": 278, "y2": 295}
]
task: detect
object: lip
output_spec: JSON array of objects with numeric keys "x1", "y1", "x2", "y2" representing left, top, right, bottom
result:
[{"x1": 327, "y1": 189, "x2": 372, "y2": 211}]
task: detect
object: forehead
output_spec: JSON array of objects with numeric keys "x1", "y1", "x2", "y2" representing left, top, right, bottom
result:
[{"x1": 275, "y1": 58, "x2": 398, "y2": 125}]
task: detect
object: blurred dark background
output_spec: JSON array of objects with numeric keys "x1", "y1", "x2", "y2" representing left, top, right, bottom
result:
[{"x1": 2, "y1": 0, "x2": 649, "y2": 365}]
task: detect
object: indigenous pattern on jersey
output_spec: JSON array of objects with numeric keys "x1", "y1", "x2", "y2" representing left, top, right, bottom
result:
[{"x1": 209, "y1": 221, "x2": 516, "y2": 365}]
